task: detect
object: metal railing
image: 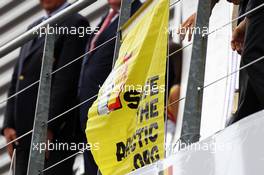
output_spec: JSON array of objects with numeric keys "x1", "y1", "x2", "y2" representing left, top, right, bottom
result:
[
  {"x1": 1, "y1": 0, "x2": 264, "y2": 174},
  {"x1": 0, "y1": 0, "x2": 97, "y2": 58}
]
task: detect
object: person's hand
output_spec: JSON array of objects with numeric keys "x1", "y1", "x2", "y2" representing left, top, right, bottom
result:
[
  {"x1": 231, "y1": 18, "x2": 246, "y2": 54},
  {"x1": 178, "y1": 13, "x2": 196, "y2": 41},
  {"x1": 227, "y1": 0, "x2": 240, "y2": 5},
  {"x1": 3, "y1": 128, "x2": 17, "y2": 157}
]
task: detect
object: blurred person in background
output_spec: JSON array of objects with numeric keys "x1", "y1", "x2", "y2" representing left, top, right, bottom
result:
[
  {"x1": 167, "y1": 41, "x2": 182, "y2": 127},
  {"x1": 166, "y1": 41, "x2": 182, "y2": 151},
  {"x1": 1, "y1": 0, "x2": 89, "y2": 174},
  {"x1": 78, "y1": 0, "x2": 142, "y2": 174}
]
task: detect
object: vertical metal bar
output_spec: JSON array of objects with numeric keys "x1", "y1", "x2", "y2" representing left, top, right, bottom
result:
[
  {"x1": 112, "y1": 0, "x2": 132, "y2": 68},
  {"x1": 180, "y1": 0, "x2": 212, "y2": 145},
  {"x1": 27, "y1": 30, "x2": 55, "y2": 175}
]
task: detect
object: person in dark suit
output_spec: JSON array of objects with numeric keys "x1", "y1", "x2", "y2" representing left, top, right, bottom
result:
[
  {"x1": 238, "y1": 0, "x2": 249, "y2": 24},
  {"x1": 2, "y1": 0, "x2": 89, "y2": 174},
  {"x1": 230, "y1": 0, "x2": 264, "y2": 124},
  {"x1": 78, "y1": 0, "x2": 142, "y2": 174}
]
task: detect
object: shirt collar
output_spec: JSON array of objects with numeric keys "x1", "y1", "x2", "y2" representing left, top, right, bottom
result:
[{"x1": 109, "y1": 8, "x2": 119, "y2": 23}]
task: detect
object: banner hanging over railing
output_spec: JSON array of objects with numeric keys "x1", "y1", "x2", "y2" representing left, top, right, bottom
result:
[{"x1": 85, "y1": 0, "x2": 169, "y2": 174}]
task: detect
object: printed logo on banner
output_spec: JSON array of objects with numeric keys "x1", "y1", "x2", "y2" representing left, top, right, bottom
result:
[{"x1": 97, "y1": 53, "x2": 132, "y2": 115}]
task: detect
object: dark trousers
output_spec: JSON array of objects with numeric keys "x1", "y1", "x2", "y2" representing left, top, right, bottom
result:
[
  {"x1": 14, "y1": 146, "x2": 76, "y2": 175},
  {"x1": 82, "y1": 135, "x2": 98, "y2": 175},
  {"x1": 230, "y1": 10, "x2": 264, "y2": 124},
  {"x1": 83, "y1": 149, "x2": 99, "y2": 175}
]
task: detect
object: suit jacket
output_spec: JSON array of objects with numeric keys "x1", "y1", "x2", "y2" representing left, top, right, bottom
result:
[
  {"x1": 238, "y1": 0, "x2": 263, "y2": 19},
  {"x1": 78, "y1": 0, "x2": 142, "y2": 132},
  {"x1": 3, "y1": 11, "x2": 90, "y2": 148},
  {"x1": 246, "y1": 0, "x2": 264, "y2": 13}
]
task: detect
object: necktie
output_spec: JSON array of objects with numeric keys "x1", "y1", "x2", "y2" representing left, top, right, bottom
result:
[{"x1": 89, "y1": 10, "x2": 118, "y2": 52}]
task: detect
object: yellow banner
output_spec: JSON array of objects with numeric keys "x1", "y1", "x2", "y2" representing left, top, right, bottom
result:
[{"x1": 86, "y1": 0, "x2": 169, "y2": 174}]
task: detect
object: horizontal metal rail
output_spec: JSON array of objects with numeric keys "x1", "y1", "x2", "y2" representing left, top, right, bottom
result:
[{"x1": 0, "y1": 0, "x2": 97, "y2": 58}]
